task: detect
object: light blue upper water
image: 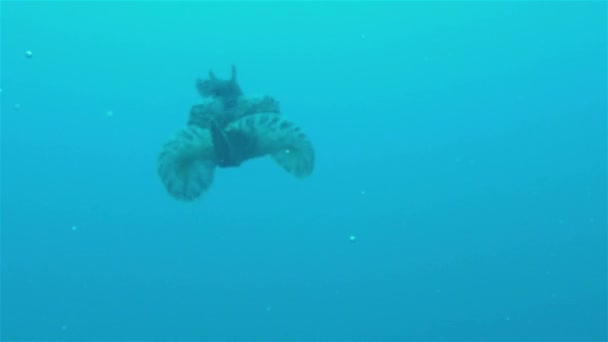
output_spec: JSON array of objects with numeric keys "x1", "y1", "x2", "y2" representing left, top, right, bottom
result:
[{"x1": 1, "y1": 2, "x2": 606, "y2": 341}]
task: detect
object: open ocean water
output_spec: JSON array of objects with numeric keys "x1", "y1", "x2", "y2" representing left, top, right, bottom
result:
[{"x1": 1, "y1": 1, "x2": 606, "y2": 341}]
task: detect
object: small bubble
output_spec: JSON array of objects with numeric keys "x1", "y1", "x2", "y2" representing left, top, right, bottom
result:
[
  {"x1": 265, "y1": 305, "x2": 272, "y2": 312},
  {"x1": 349, "y1": 235, "x2": 357, "y2": 242},
  {"x1": 284, "y1": 149, "x2": 291, "y2": 154},
  {"x1": 71, "y1": 225, "x2": 77, "y2": 231},
  {"x1": 105, "y1": 110, "x2": 113, "y2": 117},
  {"x1": 360, "y1": 33, "x2": 367, "y2": 40},
  {"x1": 13, "y1": 103, "x2": 21, "y2": 111},
  {"x1": 25, "y1": 50, "x2": 33, "y2": 58},
  {"x1": 360, "y1": 190, "x2": 366, "y2": 195}
]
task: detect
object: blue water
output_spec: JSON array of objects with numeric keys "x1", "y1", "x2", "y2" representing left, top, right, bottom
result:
[{"x1": 1, "y1": 2, "x2": 606, "y2": 341}]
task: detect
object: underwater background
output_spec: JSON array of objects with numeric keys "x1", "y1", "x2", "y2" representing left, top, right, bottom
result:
[{"x1": 1, "y1": 1, "x2": 606, "y2": 341}]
